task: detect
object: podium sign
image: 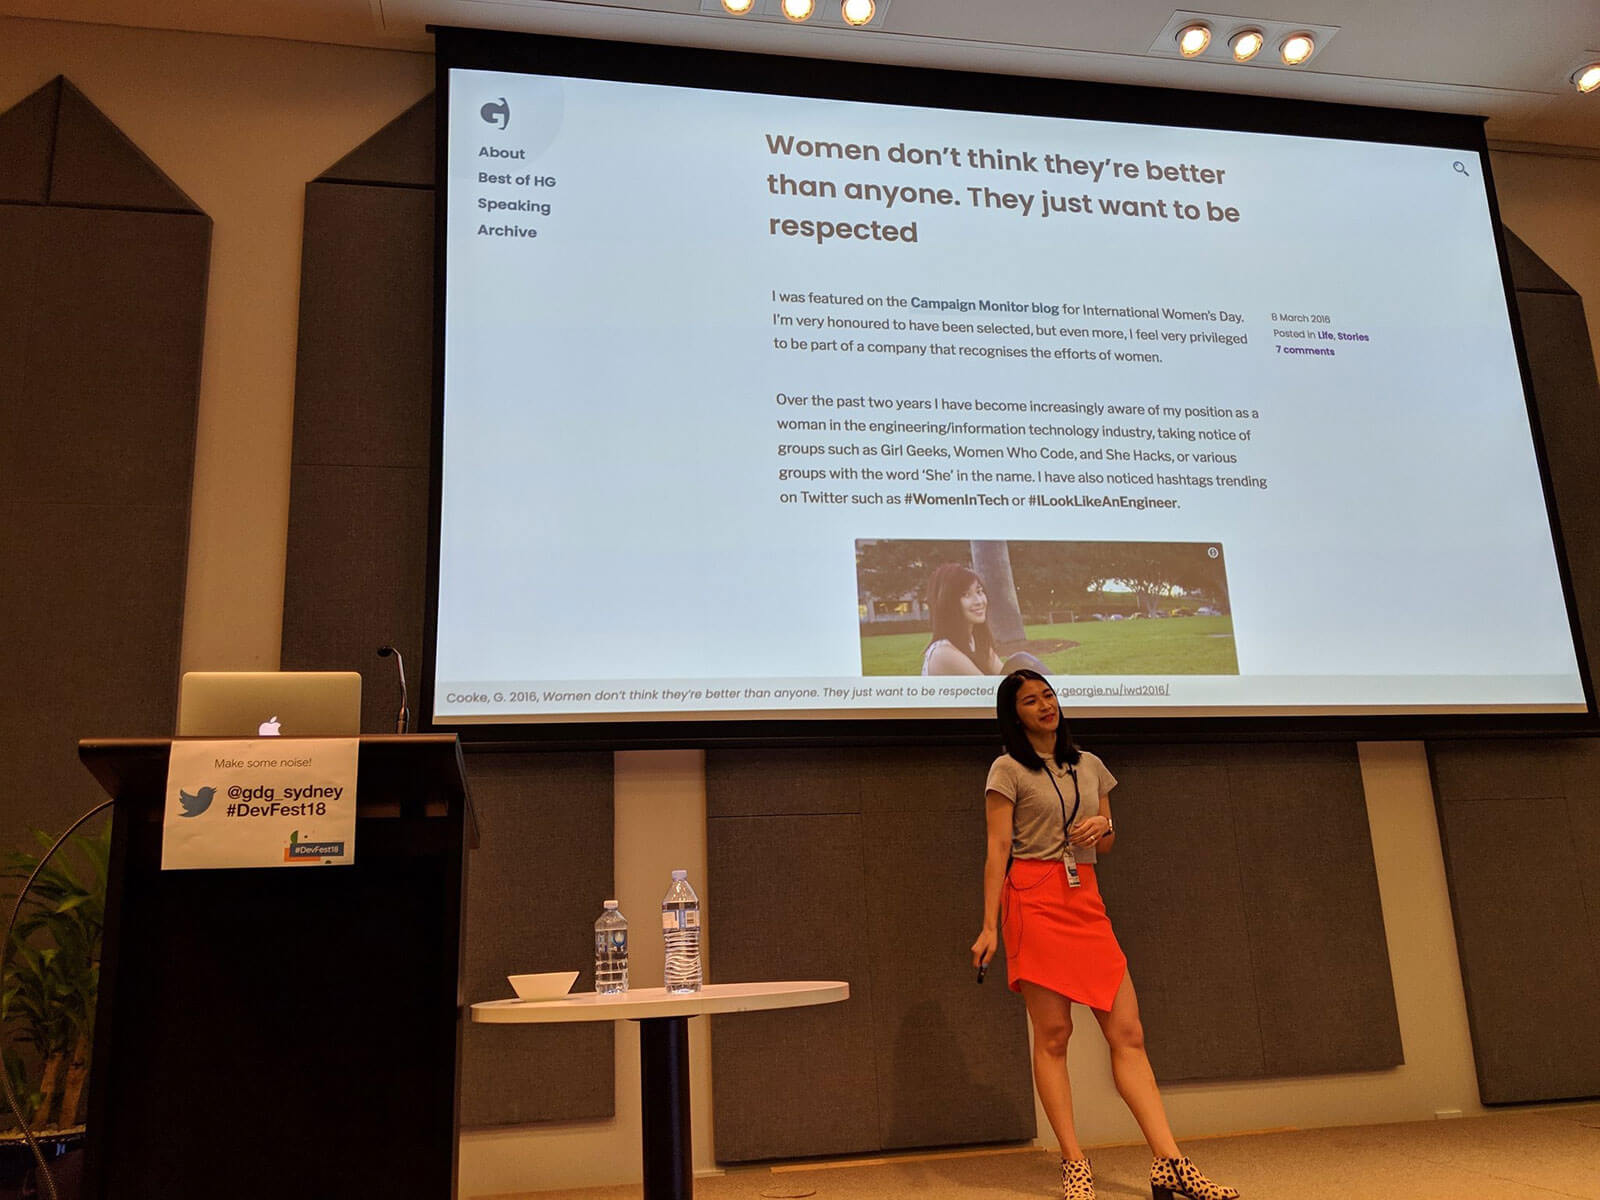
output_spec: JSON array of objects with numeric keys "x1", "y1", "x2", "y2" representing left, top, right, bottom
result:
[{"x1": 163, "y1": 737, "x2": 359, "y2": 870}]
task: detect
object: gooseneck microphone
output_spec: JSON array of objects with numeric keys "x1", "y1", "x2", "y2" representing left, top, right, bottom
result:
[{"x1": 376, "y1": 645, "x2": 410, "y2": 734}]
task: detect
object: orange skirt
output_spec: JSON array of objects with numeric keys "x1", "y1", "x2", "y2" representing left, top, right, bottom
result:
[{"x1": 1002, "y1": 859, "x2": 1127, "y2": 1011}]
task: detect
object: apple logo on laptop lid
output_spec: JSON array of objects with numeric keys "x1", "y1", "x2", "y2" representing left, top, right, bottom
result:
[{"x1": 258, "y1": 716, "x2": 282, "y2": 737}]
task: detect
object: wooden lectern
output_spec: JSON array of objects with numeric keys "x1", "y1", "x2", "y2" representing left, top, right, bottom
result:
[{"x1": 76, "y1": 736, "x2": 476, "y2": 1200}]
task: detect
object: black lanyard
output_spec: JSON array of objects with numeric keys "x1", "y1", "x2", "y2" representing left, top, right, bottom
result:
[{"x1": 1042, "y1": 762, "x2": 1081, "y2": 857}]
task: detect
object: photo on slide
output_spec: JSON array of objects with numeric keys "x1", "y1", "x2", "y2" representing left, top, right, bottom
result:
[{"x1": 857, "y1": 538, "x2": 1238, "y2": 677}]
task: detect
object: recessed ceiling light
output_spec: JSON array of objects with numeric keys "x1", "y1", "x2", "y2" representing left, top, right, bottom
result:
[
  {"x1": 1229, "y1": 29, "x2": 1264, "y2": 62},
  {"x1": 720, "y1": 0, "x2": 754, "y2": 13},
  {"x1": 781, "y1": 0, "x2": 815, "y2": 21},
  {"x1": 1151, "y1": 13, "x2": 1338, "y2": 67},
  {"x1": 1176, "y1": 23, "x2": 1211, "y2": 58},
  {"x1": 1280, "y1": 32, "x2": 1315, "y2": 65},
  {"x1": 841, "y1": 0, "x2": 875, "y2": 26},
  {"x1": 1574, "y1": 63, "x2": 1600, "y2": 94}
]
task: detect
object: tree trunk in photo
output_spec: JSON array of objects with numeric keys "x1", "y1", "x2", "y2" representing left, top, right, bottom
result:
[{"x1": 971, "y1": 541, "x2": 1026, "y2": 647}]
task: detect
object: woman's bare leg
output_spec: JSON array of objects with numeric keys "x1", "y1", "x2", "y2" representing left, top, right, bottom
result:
[
  {"x1": 1019, "y1": 981, "x2": 1086, "y2": 1159},
  {"x1": 1091, "y1": 974, "x2": 1181, "y2": 1158}
]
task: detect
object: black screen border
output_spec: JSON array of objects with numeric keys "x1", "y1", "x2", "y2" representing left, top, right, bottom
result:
[{"x1": 425, "y1": 25, "x2": 1598, "y2": 749}]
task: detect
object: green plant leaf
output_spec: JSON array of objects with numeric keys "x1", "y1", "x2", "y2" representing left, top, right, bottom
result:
[{"x1": 3, "y1": 820, "x2": 109, "y2": 1078}]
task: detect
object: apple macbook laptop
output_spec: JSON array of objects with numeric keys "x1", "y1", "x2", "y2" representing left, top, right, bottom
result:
[{"x1": 176, "y1": 671, "x2": 363, "y2": 738}]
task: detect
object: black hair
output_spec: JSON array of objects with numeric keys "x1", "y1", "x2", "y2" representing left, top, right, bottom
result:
[{"x1": 995, "y1": 669, "x2": 1080, "y2": 771}]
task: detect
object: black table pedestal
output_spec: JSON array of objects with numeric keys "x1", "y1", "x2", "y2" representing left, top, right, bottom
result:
[
  {"x1": 639, "y1": 1015, "x2": 693, "y2": 1200},
  {"x1": 471, "y1": 983, "x2": 848, "y2": 1200}
]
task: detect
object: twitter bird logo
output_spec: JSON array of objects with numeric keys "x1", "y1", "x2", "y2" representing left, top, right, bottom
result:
[{"x1": 178, "y1": 786, "x2": 216, "y2": 818}]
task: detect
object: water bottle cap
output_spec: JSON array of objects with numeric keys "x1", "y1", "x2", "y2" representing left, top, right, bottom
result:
[
  {"x1": 603, "y1": 900, "x2": 619, "y2": 908},
  {"x1": 671, "y1": 869, "x2": 687, "y2": 880}
]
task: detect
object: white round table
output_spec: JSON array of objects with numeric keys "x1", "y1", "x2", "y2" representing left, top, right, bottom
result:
[{"x1": 471, "y1": 981, "x2": 848, "y2": 1200}]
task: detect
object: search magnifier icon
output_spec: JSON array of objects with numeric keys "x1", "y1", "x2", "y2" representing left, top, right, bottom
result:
[{"x1": 1453, "y1": 160, "x2": 1470, "y2": 177}]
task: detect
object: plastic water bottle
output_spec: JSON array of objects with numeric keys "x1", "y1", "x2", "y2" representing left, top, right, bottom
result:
[
  {"x1": 661, "y1": 870, "x2": 702, "y2": 994},
  {"x1": 594, "y1": 900, "x2": 629, "y2": 994}
]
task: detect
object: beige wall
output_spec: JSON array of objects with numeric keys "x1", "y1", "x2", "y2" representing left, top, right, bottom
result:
[
  {"x1": 7, "y1": 17, "x2": 1600, "y2": 1196},
  {"x1": 0, "y1": 17, "x2": 433, "y2": 676}
]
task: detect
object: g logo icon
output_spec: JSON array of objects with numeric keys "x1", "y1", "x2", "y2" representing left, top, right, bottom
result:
[{"x1": 480, "y1": 97, "x2": 511, "y2": 130}]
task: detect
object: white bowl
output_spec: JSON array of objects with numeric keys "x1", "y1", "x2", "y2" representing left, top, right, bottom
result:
[{"x1": 508, "y1": 970, "x2": 579, "y2": 1001}]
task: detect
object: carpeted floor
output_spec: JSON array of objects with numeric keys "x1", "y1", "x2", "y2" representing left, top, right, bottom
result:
[{"x1": 479, "y1": 1102, "x2": 1600, "y2": 1200}]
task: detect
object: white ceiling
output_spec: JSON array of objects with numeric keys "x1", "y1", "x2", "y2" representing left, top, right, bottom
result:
[{"x1": 6, "y1": 0, "x2": 1599, "y2": 149}]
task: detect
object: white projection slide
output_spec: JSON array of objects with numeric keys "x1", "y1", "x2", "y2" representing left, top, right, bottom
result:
[{"x1": 433, "y1": 66, "x2": 1585, "y2": 723}]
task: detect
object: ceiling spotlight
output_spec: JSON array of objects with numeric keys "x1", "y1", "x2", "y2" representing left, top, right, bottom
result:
[
  {"x1": 720, "y1": 0, "x2": 754, "y2": 13},
  {"x1": 1280, "y1": 32, "x2": 1316, "y2": 65},
  {"x1": 1176, "y1": 23, "x2": 1211, "y2": 58},
  {"x1": 842, "y1": 0, "x2": 875, "y2": 25},
  {"x1": 1229, "y1": 29, "x2": 1264, "y2": 62},
  {"x1": 1574, "y1": 63, "x2": 1600, "y2": 94},
  {"x1": 781, "y1": 0, "x2": 815, "y2": 21}
]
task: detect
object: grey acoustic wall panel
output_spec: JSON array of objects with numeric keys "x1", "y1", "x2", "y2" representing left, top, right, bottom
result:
[
  {"x1": 708, "y1": 739, "x2": 1400, "y2": 1161},
  {"x1": 1501, "y1": 229, "x2": 1570, "y2": 295},
  {"x1": 48, "y1": 82, "x2": 199, "y2": 213},
  {"x1": 281, "y1": 178, "x2": 435, "y2": 741},
  {"x1": 4, "y1": 205, "x2": 208, "y2": 504},
  {"x1": 1432, "y1": 742, "x2": 1600, "y2": 1102},
  {"x1": 1428, "y1": 232, "x2": 1600, "y2": 1106},
  {"x1": 0, "y1": 77, "x2": 208, "y2": 859},
  {"x1": 1569, "y1": 780, "x2": 1600, "y2": 976},
  {"x1": 0, "y1": 78, "x2": 53, "y2": 203},
  {"x1": 707, "y1": 813, "x2": 881, "y2": 1160},
  {"x1": 862, "y1": 744, "x2": 1040, "y2": 1149},
  {"x1": 281, "y1": 463, "x2": 431, "y2": 725},
  {"x1": 321, "y1": 95, "x2": 434, "y2": 188},
  {"x1": 1517, "y1": 288, "x2": 1600, "y2": 691},
  {"x1": 459, "y1": 753, "x2": 616, "y2": 1123},
  {"x1": 1098, "y1": 741, "x2": 1402, "y2": 1082},
  {"x1": 289, "y1": 182, "x2": 434, "y2": 471},
  {"x1": 1095, "y1": 747, "x2": 1264, "y2": 1083},
  {"x1": 1227, "y1": 745, "x2": 1402, "y2": 1077},
  {"x1": 1432, "y1": 740, "x2": 1600, "y2": 1104},
  {"x1": 0, "y1": 499, "x2": 190, "y2": 831},
  {"x1": 282, "y1": 95, "x2": 616, "y2": 1124},
  {"x1": 863, "y1": 809, "x2": 1038, "y2": 1150}
]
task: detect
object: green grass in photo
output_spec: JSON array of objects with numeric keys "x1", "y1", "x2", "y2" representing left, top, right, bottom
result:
[{"x1": 860, "y1": 616, "x2": 1237, "y2": 677}]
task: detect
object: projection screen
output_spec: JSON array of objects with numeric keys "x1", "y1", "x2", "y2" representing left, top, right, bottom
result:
[{"x1": 427, "y1": 29, "x2": 1593, "y2": 740}]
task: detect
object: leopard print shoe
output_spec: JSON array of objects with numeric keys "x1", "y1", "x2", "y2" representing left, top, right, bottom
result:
[
  {"x1": 1150, "y1": 1155, "x2": 1238, "y2": 1200},
  {"x1": 1062, "y1": 1156, "x2": 1095, "y2": 1200}
]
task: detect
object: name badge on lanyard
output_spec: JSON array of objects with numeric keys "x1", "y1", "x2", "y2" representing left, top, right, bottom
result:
[{"x1": 1046, "y1": 763, "x2": 1083, "y2": 888}]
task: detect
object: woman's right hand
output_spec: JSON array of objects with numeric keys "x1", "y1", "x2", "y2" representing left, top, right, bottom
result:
[{"x1": 971, "y1": 927, "x2": 998, "y2": 970}]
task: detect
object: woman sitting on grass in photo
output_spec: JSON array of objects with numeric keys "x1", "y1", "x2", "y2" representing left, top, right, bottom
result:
[{"x1": 921, "y1": 562, "x2": 1007, "y2": 676}]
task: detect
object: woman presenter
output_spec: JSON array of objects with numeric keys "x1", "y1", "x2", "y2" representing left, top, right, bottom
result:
[{"x1": 970, "y1": 670, "x2": 1240, "y2": 1200}]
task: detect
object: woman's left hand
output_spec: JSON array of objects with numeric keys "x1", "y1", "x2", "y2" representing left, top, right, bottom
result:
[{"x1": 1068, "y1": 816, "x2": 1112, "y2": 846}]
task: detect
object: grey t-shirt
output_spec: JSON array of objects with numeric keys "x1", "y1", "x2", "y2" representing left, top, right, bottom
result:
[{"x1": 985, "y1": 751, "x2": 1118, "y2": 864}]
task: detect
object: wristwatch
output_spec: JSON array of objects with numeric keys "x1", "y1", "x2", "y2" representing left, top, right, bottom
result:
[{"x1": 1099, "y1": 818, "x2": 1115, "y2": 840}]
